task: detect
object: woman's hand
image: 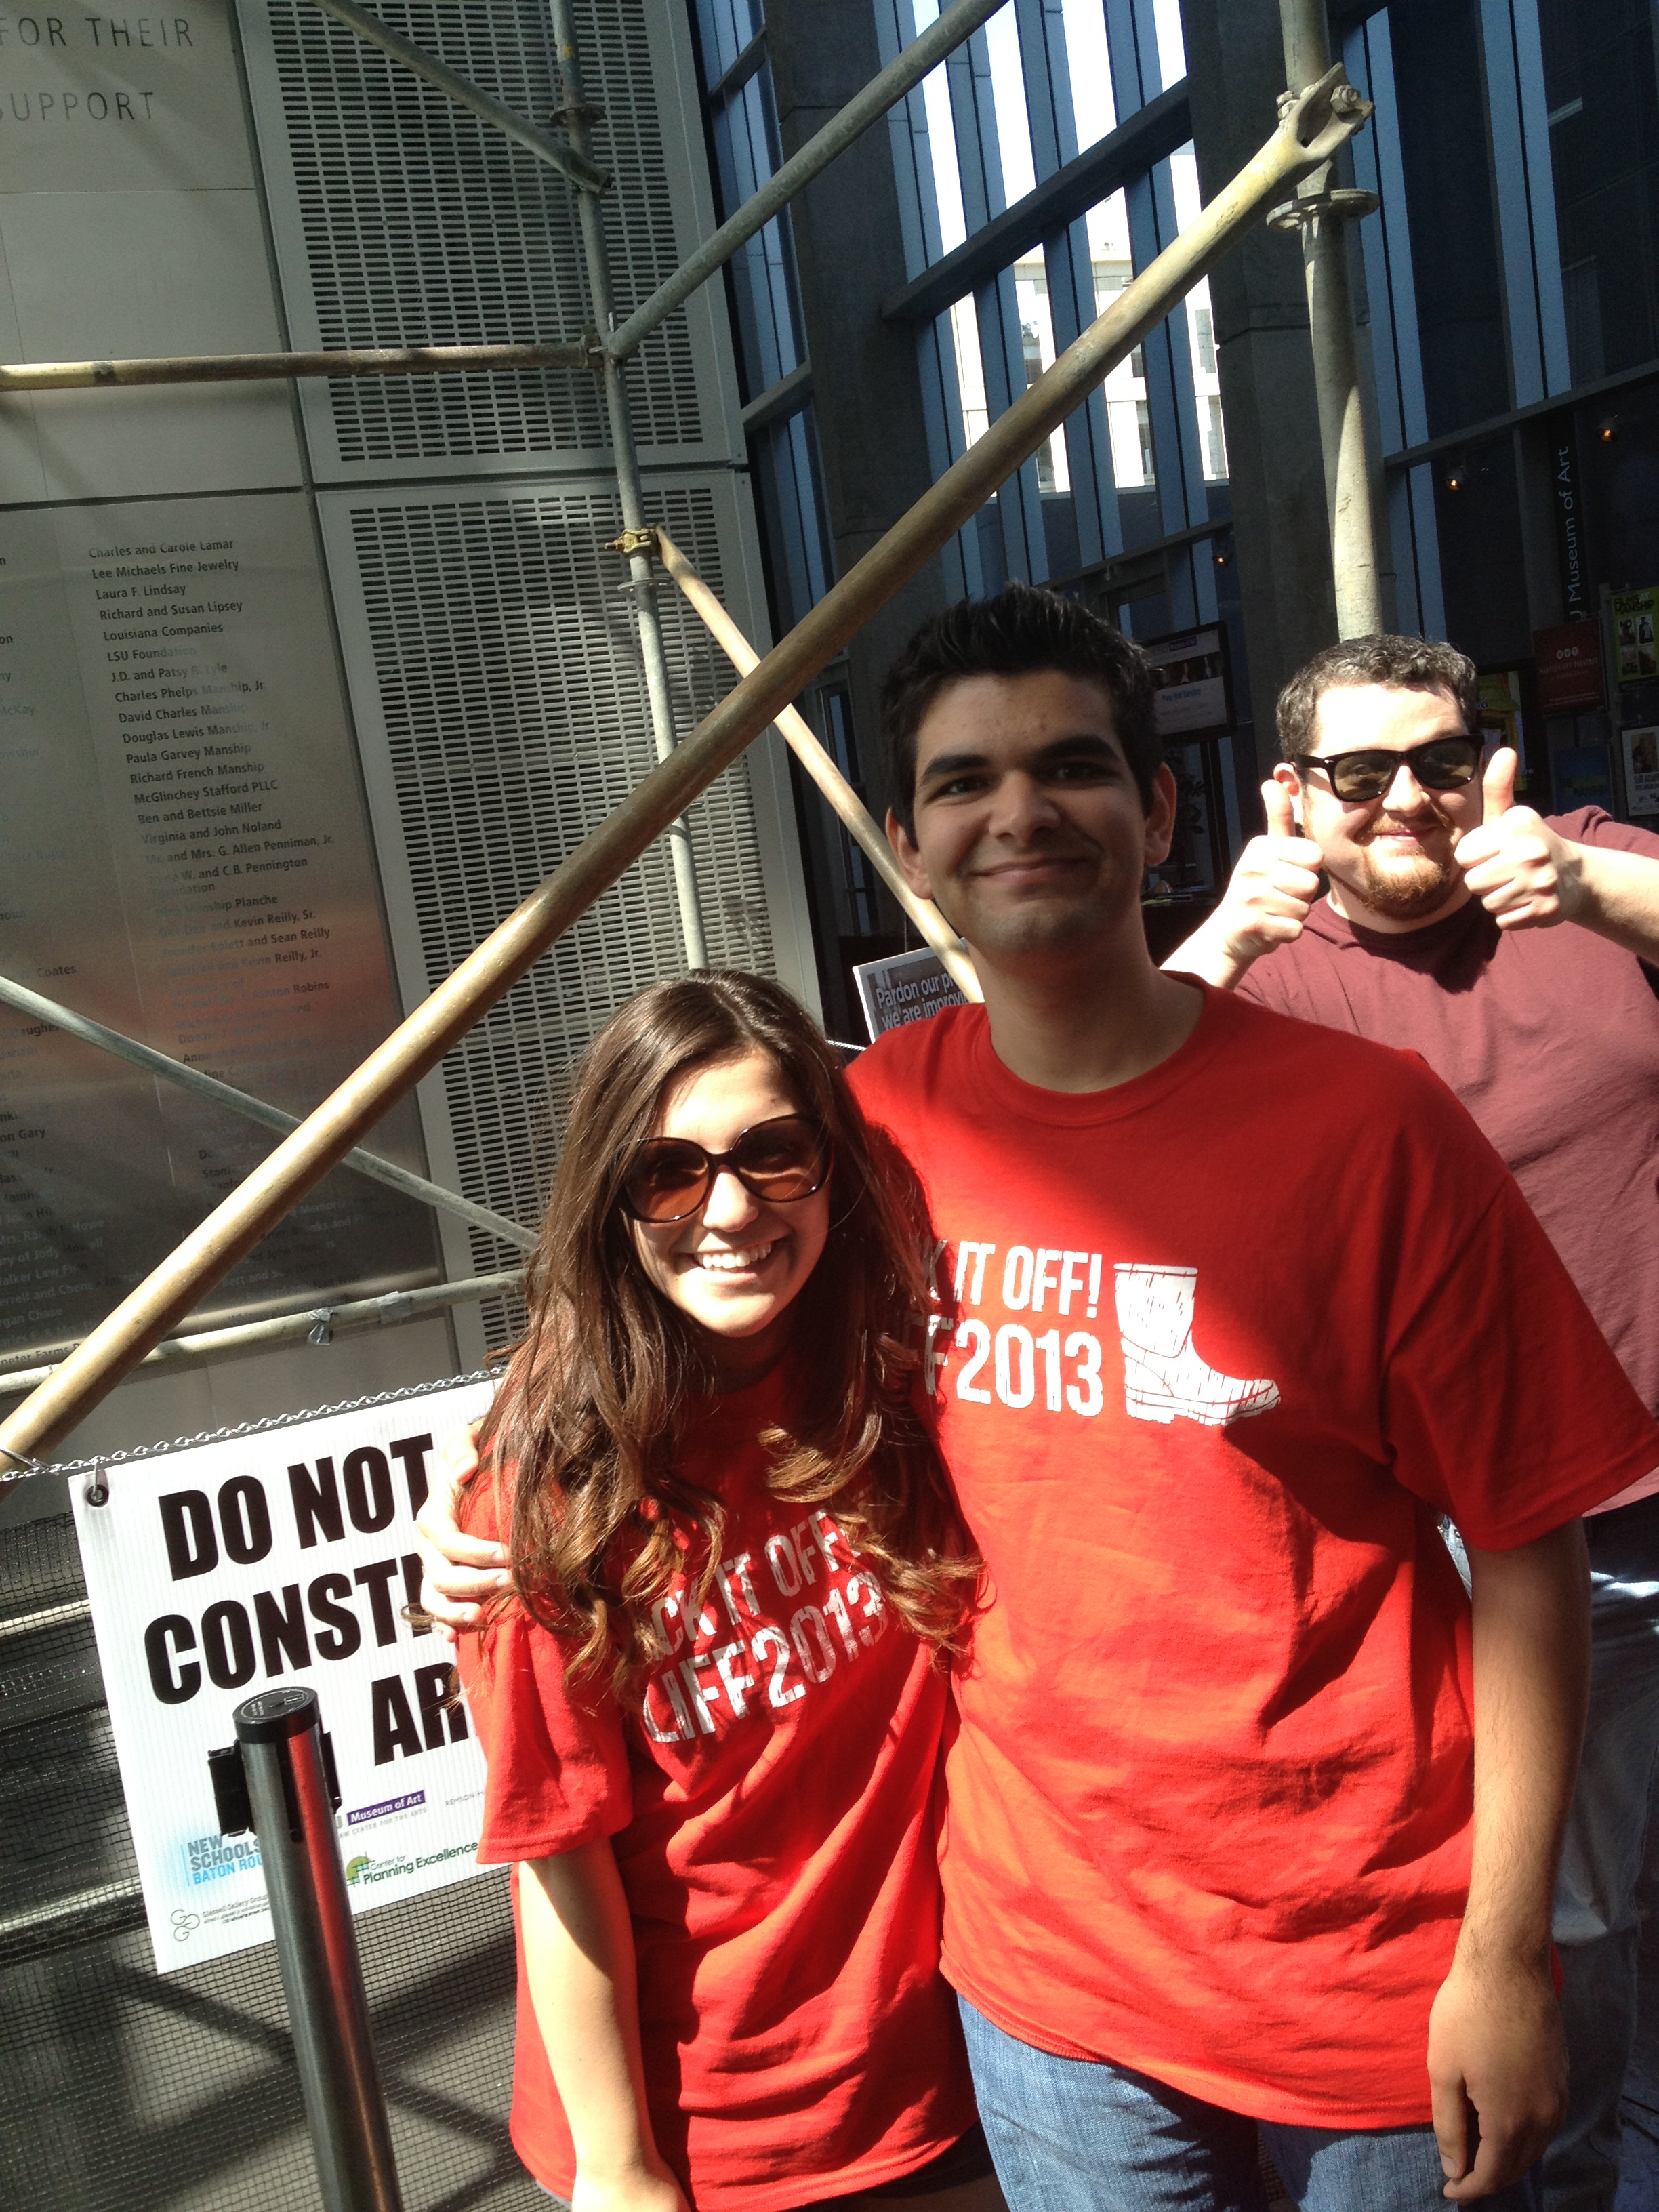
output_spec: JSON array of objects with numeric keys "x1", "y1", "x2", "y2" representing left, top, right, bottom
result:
[
  {"x1": 571, "y1": 2158, "x2": 691, "y2": 2212},
  {"x1": 412, "y1": 1421, "x2": 510, "y2": 1641}
]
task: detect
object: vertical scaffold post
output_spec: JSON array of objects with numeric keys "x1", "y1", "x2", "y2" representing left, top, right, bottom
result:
[
  {"x1": 232, "y1": 1687, "x2": 403, "y2": 2212},
  {"x1": 550, "y1": 0, "x2": 709, "y2": 971},
  {"x1": 1272, "y1": 0, "x2": 1382, "y2": 639}
]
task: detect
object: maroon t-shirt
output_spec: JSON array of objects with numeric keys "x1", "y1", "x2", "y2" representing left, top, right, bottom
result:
[{"x1": 1238, "y1": 810, "x2": 1659, "y2": 1420}]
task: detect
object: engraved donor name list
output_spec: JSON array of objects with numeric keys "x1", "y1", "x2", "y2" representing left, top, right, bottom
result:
[{"x1": 0, "y1": 492, "x2": 434, "y2": 1357}]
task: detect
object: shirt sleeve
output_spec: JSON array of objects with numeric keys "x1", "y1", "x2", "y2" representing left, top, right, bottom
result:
[
  {"x1": 453, "y1": 1481, "x2": 634, "y2": 1863},
  {"x1": 1550, "y1": 806, "x2": 1659, "y2": 861},
  {"x1": 1378, "y1": 1111, "x2": 1659, "y2": 1548},
  {"x1": 1234, "y1": 959, "x2": 1290, "y2": 1012}
]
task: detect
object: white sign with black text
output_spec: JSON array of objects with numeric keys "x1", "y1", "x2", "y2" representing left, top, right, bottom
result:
[
  {"x1": 853, "y1": 946, "x2": 968, "y2": 1041},
  {"x1": 73, "y1": 1376, "x2": 496, "y2": 1973}
]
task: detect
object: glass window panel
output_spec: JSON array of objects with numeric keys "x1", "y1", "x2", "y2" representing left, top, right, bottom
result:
[
  {"x1": 1059, "y1": 0, "x2": 1117, "y2": 149},
  {"x1": 755, "y1": 405, "x2": 833, "y2": 629},
  {"x1": 694, "y1": 0, "x2": 765, "y2": 85},
  {"x1": 984, "y1": 4, "x2": 1036, "y2": 204},
  {"x1": 1013, "y1": 254, "x2": 1070, "y2": 492},
  {"x1": 1084, "y1": 191, "x2": 1153, "y2": 489},
  {"x1": 695, "y1": 0, "x2": 765, "y2": 85},
  {"x1": 1152, "y1": 0, "x2": 1186, "y2": 89},
  {"x1": 950, "y1": 296, "x2": 989, "y2": 446},
  {"x1": 1536, "y1": 0, "x2": 1659, "y2": 382},
  {"x1": 707, "y1": 64, "x2": 806, "y2": 400},
  {"x1": 1167, "y1": 146, "x2": 1226, "y2": 482},
  {"x1": 912, "y1": 0, "x2": 970, "y2": 254}
]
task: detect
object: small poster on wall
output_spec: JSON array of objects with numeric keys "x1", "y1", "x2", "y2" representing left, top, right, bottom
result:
[
  {"x1": 1534, "y1": 623, "x2": 1606, "y2": 712},
  {"x1": 1612, "y1": 587, "x2": 1659, "y2": 684},
  {"x1": 1141, "y1": 626, "x2": 1234, "y2": 741},
  {"x1": 1624, "y1": 726, "x2": 1659, "y2": 817},
  {"x1": 1553, "y1": 745, "x2": 1616, "y2": 815}
]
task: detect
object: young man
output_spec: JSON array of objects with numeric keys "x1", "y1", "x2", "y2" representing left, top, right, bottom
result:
[
  {"x1": 421, "y1": 590, "x2": 1658, "y2": 2211},
  {"x1": 1168, "y1": 634, "x2": 1659, "y2": 2210}
]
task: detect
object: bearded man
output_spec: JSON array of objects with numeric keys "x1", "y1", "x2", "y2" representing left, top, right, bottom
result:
[{"x1": 1169, "y1": 633, "x2": 1659, "y2": 2211}]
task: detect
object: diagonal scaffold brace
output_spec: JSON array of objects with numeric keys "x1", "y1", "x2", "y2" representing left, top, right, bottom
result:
[
  {"x1": 0, "y1": 68, "x2": 1371, "y2": 1479},
  {"x1": 651, "y1": 528, "x2": 982, "y2": 1002}
]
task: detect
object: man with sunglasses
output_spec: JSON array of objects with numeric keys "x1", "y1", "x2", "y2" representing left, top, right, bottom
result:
[{"x1": 1168, "y1": 633, "x2": 1659, "y2": 2209}]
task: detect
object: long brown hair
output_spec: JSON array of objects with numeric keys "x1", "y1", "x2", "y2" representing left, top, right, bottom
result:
[{"x1": 475, "y1": 970, "x2": 976, "y2": 1697}]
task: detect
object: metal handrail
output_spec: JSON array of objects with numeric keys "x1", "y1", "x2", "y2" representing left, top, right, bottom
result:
[
  {"x1": 0, "y1": 1271, "x2": 525, "y2": 1401},
  {"x1": 0, "y1": 340, "x2": 588, "y2": 394},
  {"x1": 0, "y1": 973, "x2": 537, "y2": 1253},
  {"x1": 652, "y1": 529, "x2": 981, "y2": 1001}
]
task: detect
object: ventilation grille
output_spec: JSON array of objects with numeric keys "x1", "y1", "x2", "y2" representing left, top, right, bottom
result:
[
  {"x1": 349, "y1": 483, "x2": 775, "y2": 1346},
  {"x1": 263, "y1": 0, "x2": 701, "y2": 462}
]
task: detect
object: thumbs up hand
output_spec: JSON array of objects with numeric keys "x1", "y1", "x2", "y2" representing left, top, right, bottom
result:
[
  {"x1": 1203, "y1": 777, "x2": 1324, "y2": 964},
  {"x1": 1454, "y1": 748, "x2": 1584, "y2": 932}
]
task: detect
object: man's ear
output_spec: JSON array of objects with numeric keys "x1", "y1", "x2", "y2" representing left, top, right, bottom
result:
[
  {"x1": 1269, "y1": 761, "x2": 1305, "y2": 834},
  {"x1": 885, "y1": 805, "x2": 935, "y2": 899},
  {"x1": 1142, "y1": 763, "x2": 1179, "y2": 868}
]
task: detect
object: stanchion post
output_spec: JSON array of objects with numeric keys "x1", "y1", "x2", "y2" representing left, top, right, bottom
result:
[{"x1": 224, "y1": 1687, "x2": 404, "y2": 2212}]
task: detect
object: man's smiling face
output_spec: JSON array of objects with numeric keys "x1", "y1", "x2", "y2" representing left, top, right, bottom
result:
[{"x1": 886, "y1": 668, "x2": 1176, "y2": 962}]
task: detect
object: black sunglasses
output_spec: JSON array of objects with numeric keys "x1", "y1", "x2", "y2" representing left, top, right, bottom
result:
[
  {"x1": 619, "y1": 1114, "x2": 833, "y2": 1224},
  {"x1": 1293, "y1": 733, "x2": 1481, "y2": 804}
]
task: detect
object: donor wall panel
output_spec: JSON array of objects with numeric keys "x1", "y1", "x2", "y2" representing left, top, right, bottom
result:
[
  {"x1": 0, "y1": 491, "x2": 437, "y2": 1359},
  {"x1": 0, "y1": 0, "x2": 302, "y2": 505}
]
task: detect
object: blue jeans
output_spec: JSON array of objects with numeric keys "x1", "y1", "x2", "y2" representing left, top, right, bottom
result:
[
  {"x1": 1547, "y1": 1496, "x2": 1659, "y2": 2211},
  {"x1": 960, "y1": 1997, "x2": 1540, "y2": 2211}
]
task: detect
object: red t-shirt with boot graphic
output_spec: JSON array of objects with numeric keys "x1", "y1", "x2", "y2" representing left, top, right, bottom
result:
[
  {"x1": 455, "y1": 1364, "x2": 975, "y2": 2211},
  {"x1": 849, "y1": 981, "x2": 1659, "y2": 2127}
]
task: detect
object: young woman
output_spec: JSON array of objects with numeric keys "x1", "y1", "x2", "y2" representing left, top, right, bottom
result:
[{"x1": 453, "y1": 970, "x2": 1001, "y2": 2212}]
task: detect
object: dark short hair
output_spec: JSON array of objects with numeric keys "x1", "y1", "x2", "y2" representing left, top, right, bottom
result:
[
  {"x1": 1277, "y1": 634, "x2": 1479, "y2": 762},
  {"x1": 880, "y1": 582, "x2": 1162, "y2": 837}
]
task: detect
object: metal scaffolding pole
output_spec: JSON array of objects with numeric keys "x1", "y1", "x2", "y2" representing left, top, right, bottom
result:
[
  {"x1": 3, "y1": 1, "x2": 1007, "y2": 400},
  {"x1": 605, "y1": 0, "x2": 1006, "y2": 361},
  {"x1": 0, "y1": 70, "x2": 1368, "y2": 1477},
  {"x1": 0, "y1": 973, "x2": 536, "y2": 1254},
  {"x1": 548, "y1": 0, "x2": 708, "y2": 975},
  {"x1": 0, "y1": 1271, "x2": 524, "y2": 1400},
  {"x1": 0, "y1": 340, "x2": 589, "y2": 394},
  {"x1": 653, "y1": 529, "x2": 981, "y2": 1002},
  {"x1": 1271, "y1": 0, "x2": 1383, "y2": 638},
  {"x1": 303, "y1": 0, "x2": 606, "y2": 192}
]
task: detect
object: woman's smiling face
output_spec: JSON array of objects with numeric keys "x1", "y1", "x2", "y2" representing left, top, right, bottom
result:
[{"x1": 627, "y1": 1048, "x2": 832, "y2": 1383}]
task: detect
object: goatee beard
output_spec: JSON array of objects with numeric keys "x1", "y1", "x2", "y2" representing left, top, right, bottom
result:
[
  {"x1": 1343, "y1": 804, "x2": 1462, "y2": 922},
  {"x1": 1353, "y1": 845, "x2": 1460, "y2": 921}
]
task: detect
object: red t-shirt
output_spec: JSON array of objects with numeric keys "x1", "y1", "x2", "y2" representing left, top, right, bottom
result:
[
  {"x1": 455, "y1": 1364, "x2": 975, "y2": 2211},
  {"x1": 848, "y1": 983, "x2": 1659, "y2": 2127},
  {"x1": 1237, "y1": 811, "x2": 1659, "y2": 1437}
]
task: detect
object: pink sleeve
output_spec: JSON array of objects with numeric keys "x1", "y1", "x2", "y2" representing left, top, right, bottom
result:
[{"x1": 457, "y1": 1607, "x2": 634, "y2": 1864}]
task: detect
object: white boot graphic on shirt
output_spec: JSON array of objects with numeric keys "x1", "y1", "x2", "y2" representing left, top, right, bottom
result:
[{"x1": 1114, "y1": 1263, "x2": 1281, "y2": 1427}]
